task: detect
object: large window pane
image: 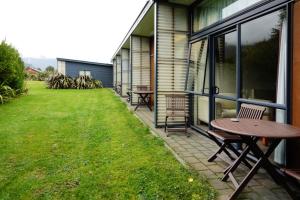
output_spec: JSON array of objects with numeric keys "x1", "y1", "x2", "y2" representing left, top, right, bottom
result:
[
  {"x1": 215, "y1": 31, "x2": 237, "y2": 97},
  {"x1": 215, "y1": 99, "x2": 237, "y2": 119},
  {"x1": 193, "y1": 0, "x2": 262, "y2": 32},
  {"x1": 194, "y1": 95, "x2": 209, "y2": 130},
  {"x1": 241, "y1": 9, "x2": 287, "y2": 104},
  {"x1": 186, "y1": 39, "x2": 209, "y2": 93}
]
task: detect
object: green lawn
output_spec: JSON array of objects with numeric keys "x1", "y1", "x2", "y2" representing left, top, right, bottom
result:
[{"x1": 0, "y1": 81, "x2": 216, "y2": 200}]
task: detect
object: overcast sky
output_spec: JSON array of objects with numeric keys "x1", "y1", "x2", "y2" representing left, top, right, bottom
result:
[{"x1": 0, "y1": 0, "x2": 148, "y2": 63}]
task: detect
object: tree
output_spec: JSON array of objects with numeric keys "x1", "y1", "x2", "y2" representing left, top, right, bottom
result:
[
  {"x1": 0, "y1": 40, "x2": 25, "y2": 90},
  {"x1": 45, "y1": 65, "x2": 55, "y2": 72}
]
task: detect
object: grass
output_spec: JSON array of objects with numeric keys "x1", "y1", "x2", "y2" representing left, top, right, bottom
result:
[{"x1": 0, "y1": 81, "x2": 216, "y2": 200}]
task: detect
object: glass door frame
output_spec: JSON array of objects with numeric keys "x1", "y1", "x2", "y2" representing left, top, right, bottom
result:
[
  {"x1": 186, "y1": 2, "x2": 292, "y2": 135},
  {"x1": 211, "y1": 28, "x2": 239, "y2": 123}
]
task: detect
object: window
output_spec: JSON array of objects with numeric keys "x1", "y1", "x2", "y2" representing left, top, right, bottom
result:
[
  {"x1": 241, "y1": 9, "x2": 287, "y2": 104},
  {"x1": 193, "y1": 0, "x2": 262, "y2": 32},
  {"x1": 79, "y1": 70, "x2": 91, "y2": 77},
  {"x1": 214, "y1": 31, "x2": 237, "y2": 97},
  {"x1": 186, "y1": 38, "x2": 209, "y2": 94}
]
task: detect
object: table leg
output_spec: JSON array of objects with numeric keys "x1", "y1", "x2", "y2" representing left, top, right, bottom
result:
[
  {"x1": 140, "y1": 94, "x2": 152, "y2": 111},
  {"x1": 134, "y1": 94, "x2": 142, "y2": 111},
  {"x1": 222, "y1": 137, "x2": 259, "y2": 182},
  {"x1": 249, "y1": 139, "x2": 282, "y2": 185},
  {"x1": 229, "y1": 139, "x2": 281, "y2": 200}
]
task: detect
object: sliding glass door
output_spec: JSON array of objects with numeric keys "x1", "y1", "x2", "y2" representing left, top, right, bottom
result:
[
  {"x1": 213, "y1": 30, "x2": 237, "y2": 120},
  {"x1": 186, "y1": 38, "x2": 210, "y2": 131},
  {"x1": 186, "y1": 6, "x2": 290, "y2": 149}
]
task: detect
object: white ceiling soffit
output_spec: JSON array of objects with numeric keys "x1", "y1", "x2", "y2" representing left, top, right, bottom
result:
[
  {"x1": 111, "y1": 0, "x2": 154, "y2": 60},
  {"x1": 132, "y1": 6, "x2": 154, "y2": 37},
  {"x1": 168, "y1": 0, "x2": 197, "y2": 5}
]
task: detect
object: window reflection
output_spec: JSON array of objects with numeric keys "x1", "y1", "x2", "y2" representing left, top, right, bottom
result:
[
  {"x1": 194, "y1": 95, "x2": 209, "y2": 130},
  {"x1": 186, "y1": 39, "x2": 209, "y2": 93},
  {"x1": 214, "y1": 31, "x2": 237, "y2": 97},
  {"x1": 241, "y1": 9, "x2": 287, "y2": 104},
  {"x1": 215, "y1": 99, "x2": 237, "y2": 119},
  {"x1": 193, "y1": 0, "x2": 262, "y2": 32}
]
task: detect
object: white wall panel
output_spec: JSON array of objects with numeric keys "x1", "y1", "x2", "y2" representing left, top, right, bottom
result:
[
  {"x1": 121, "y1": 49, "x2": 130, "y2": 96},
  {"x1": 113, "y1": 59, "x2": 117, "y2": 88},
  {"x1": 130, "y1": 36, "x2": 151, "y2": 104},
  {"x1": 156, "y1": 3, "x2": 189, "y2": 125},
  {"x1": 57, "y1": 61, "x2": 66, "y2": 75},
  {"x1": 116, "y1": 56, "x2": 122, "y2": 91}
]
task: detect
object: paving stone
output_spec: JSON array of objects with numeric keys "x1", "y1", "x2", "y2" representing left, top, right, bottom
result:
[
  {"x1": 209, "y1": 165, "x2": 225, "y2": 173},
  {"x1": 190, "y1": 162, "x2": 208, "y2": 171},
  {"x1": 209, "y1": 179, "x2": 230, "y2": 190},
  {"x1": 178, "y1": 151, "x2": 193, "y2": 157},
  {"x1": 186, "y1": 148, "x2": 201, "y2": 154},
  {"x1": 184, "y1": 156, "x2": 199, "y2": 164},
  {"x1": 200, "y1": 159, "x2": 220, "y2": 166},
  {"x1": 193, "y1": 152, "x2": 207, "y2": 159},
  {"x1": 126, "y1": 103, "x2": 291, "y2": 200},
  {"x1": 198, "y1": 170, "x2": 215, "y2": 178}
]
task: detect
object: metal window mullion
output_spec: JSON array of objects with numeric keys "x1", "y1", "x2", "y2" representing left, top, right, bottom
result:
[
  {"x1": 208, "y1": 35, "x2": 215, "y2": 127},
  {"x1": 236, "y1": 24, "x2": 242, "y2": 115}
]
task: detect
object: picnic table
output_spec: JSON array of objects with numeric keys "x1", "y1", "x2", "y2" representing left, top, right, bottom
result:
[
  {"x1": 211, "y1": 118, "x2": 300, "y2": 200},
  {"x1": 133, "y1": 90, "x2": 153, "y2": 111}
]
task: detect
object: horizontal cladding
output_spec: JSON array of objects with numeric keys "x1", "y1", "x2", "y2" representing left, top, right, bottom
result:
[
  {"x1": 156, "y1": 3, "x2": 189, "y2": 125},
  {"x1": 121, "y1": 49, "x2": 130, "y2": 96},
  {"x1": 116, "y1": 55, "x2": 122, "y2": 88},
  {"x1": 131, "y1": 36, "x2": 151, "y2": 104},
  {"x1": 113, "y1": 59, "x2": 117, "y2": 87},
  {"x1": 65, "y1": 62, "x2": 113, "y2": 87}
]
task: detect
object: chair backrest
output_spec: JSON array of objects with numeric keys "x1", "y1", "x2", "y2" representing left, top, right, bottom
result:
[
  {"x1": 165, "y1": 94, "x2": 186, "y2": 112},
  {"x1": 237, "y1": 103, "x2": 266, "y2": 120},
  {"x1": 137, "y1": 85, "x2": 148, "y2": 91}
]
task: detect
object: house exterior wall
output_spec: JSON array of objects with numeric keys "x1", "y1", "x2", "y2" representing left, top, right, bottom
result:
[
  {"x1": 57, "y1": 61, "x2": 66, "y2": 75},
  {"x1": 113, "y1": 59, "x2": 117, "y2": 88},
  {"x1": 155, "y1": 2, "x2": 189, "y2": 126},
  {"x1": 121, "y1": 49, "x2": 130, "y2": 96},
  {"x1": 65, "y1": 61, "x2": 113, "y2": 87},
  {"x1": 288, "y1": 0, "x2": 300, "y2": 168},
  {"x1": 130, "y1": 36, "x2": 151, "y2": 104},
  {"x1": 116, "y1": 55, "x2": 122, "y2": 89}
]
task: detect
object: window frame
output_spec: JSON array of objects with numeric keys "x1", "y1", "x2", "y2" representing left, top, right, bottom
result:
[{"x1": 186, "y1": 1, "x2": 292, "y2": 127}]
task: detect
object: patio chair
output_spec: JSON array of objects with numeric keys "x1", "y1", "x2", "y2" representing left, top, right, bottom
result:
[
  {"x1": 207, "y1": 103, "x2": 266, "y2": 165},
  {"x1": 164, "y1": 94, "x2": 189, "y2": 137}
]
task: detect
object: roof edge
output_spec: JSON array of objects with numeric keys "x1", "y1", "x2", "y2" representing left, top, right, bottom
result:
[
  {"x1": 57, "y1": 58, "x2": 112, "y2": 67},
  {"x1": 111, "y1": 0, "x2": 155, "y2": 61}
]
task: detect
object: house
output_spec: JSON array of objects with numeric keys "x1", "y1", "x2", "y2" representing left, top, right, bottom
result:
[
  {"x1": 25, "y1": 67, "x2": 41, "y2": 75},
  {"x1": 57, "y1": 58, "x2": 113, "y2": 87},
  {"x1": 112, "y1": 0, "x2": 300, "y2": 178}
]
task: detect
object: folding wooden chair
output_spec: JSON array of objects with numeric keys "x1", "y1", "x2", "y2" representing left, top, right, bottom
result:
[
  {"x1": 207, "y1": 103, "x2": 266, "y2": 166},
  {"x1": 164, "y1": 94, "x2": 189, "y2": 137}
]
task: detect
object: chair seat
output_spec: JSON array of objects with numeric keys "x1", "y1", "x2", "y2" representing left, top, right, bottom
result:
[
  {"x1": 208, "y1": 130, "x2": 241, "y2": 142},
  {"x1": 166, "y1": 111, "x2": 189, "y2": 117}
]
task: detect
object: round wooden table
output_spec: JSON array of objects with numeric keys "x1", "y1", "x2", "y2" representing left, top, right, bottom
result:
[
  {"x1": 210, "y1": 118, "x2": 300, "y2": 200},
  {"x1": 211, "y1": 118, "x2": 300, "y2": 138}
]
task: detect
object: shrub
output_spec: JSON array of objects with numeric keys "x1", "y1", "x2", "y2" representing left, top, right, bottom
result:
[
  {"x1": 0, "y1": 41, "x2": 26, "y2": 104},
  {"x1": 46, "y1": 73, "x2": 74, "y2": 89},
  {"x1": 0, "y1": 41, "x2": 25, "y2": 90},
  {"x1": 74, "y1": 75, "x2": 103, "y2": 89},
  {"x1": 46, "y1": 74, "x2": 103, "y2": 89}
]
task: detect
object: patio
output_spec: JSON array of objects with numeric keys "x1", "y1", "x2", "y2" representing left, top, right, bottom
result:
[{"x1": 121, "y1": 97, "x2": 292, "y2": 200}]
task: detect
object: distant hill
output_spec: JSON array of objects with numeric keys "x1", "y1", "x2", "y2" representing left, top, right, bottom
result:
[{"x1": 22, "y1": 57, "x2": 57, "y2": 70}]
